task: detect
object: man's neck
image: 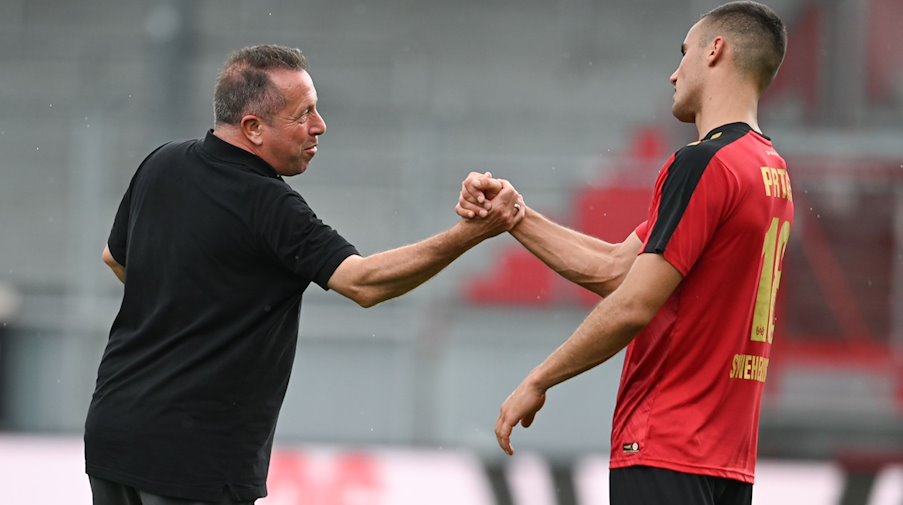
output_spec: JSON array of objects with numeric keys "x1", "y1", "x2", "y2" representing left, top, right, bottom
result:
[
  {"x1": 693, "y1": 82, "x2": 761, "y2": 139},
  {"x1": 212, "y1": 126, "x2": 260, "y2": 157}
]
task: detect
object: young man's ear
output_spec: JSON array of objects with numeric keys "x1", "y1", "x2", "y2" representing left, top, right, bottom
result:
[{"x1": 707, "y1": 36, "x2": 726, "y2": 66}]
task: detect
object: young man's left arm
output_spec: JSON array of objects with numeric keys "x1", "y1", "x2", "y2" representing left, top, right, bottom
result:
[{"x1": 494, "y1": 252, "x2": 683, "y2": 455}]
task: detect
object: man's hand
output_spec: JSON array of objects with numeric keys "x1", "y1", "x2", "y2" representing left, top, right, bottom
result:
[
  {"x1": 458, "y1": 175, "x2": 525, "y2": 238},
  {"x1": 456, "y1": 171, "x2": 511, "y2": 219},
  {"x1": 495, "y1": 378, "x2": 547, "y2": 456}
]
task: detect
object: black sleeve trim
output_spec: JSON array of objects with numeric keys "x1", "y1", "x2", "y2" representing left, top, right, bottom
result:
[{"x1": 644, "y1": 146, "x2": 718, "y2": 254}]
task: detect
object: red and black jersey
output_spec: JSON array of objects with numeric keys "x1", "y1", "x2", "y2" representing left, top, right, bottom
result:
[{"x1": 610, "y1": 122, "x2": 794, "y2": 483}]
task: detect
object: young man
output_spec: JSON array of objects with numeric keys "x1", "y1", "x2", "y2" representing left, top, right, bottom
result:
[
  {"x1": 85, "y1": 45, "x2": 524, "y2": 505},
  {"x1": 459, "y1": 2, "x2": 790, "y2": 503}
]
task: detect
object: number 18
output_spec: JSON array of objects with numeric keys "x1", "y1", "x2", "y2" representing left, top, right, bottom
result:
[{"x1": 751, "y1": 218, "x2": 791, "y2": 344}]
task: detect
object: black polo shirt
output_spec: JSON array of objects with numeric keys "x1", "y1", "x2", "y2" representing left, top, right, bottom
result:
[{"x1": 85, "y1": 131, "x2": 358, "y2": 501}]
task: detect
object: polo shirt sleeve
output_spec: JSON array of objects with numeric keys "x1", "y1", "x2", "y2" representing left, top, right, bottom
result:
[
  {"x1": 643, "y1": 150, "x2": 737, "y2": 276},
  {"x1": 107, "y1": 143, "x2": 172, "y2": 267},
  {"x1": 257, "y1": 188, "x2": 359, "y2": 290},
  {"x1": 107, "y1": 183, "x2": 132, "y2": 266}
]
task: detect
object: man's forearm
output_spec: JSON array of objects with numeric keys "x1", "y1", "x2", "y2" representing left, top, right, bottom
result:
[
  {"x1": 109, "y1": 264, "x2": 126, "y2": 284},
  {"x1": 510, "y1": 207, "x2": 633, "y2": 296},
  {"x1": 527, "y1": 288, "x2": 646, "y2": 390},
  {"x1": 331, "y1": 220, "x2": 488, "y2": 307}
]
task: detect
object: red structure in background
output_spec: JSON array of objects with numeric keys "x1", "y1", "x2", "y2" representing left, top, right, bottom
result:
[
  {"x1": 762, "y1": 2, "x2": 823, "y2": 119},
  {"x1": 763, "y1": 0, "x2": 903, "y2": 114},
  {"x1": 867, "y1": 0, "x2": 903, "y2": 105}
]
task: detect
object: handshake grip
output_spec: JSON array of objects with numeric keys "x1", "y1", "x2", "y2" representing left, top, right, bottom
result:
[{"x1": 456, "y1": 171, "x2": 525, "y2": 226}]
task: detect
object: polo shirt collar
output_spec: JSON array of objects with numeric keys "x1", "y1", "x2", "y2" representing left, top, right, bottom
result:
[{"x1": 200, "y1": 129, "x2": 281, "y2": 178}]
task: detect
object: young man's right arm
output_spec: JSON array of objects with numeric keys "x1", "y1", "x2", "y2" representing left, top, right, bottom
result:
[{"x1": 456, "y1": 172, "x2": 642, "y2": 297}]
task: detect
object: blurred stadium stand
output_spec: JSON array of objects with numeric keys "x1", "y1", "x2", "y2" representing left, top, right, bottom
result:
[{"x1": 1, "y1": 0, "x2": 901, "y2": 503}]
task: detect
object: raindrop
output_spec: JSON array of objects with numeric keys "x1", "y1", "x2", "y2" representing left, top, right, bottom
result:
[
  {"x1": 816, "y1": 214, "x2": 821, "y2": 219},
  {"x1": 268, "y1": 12, "x2": 272, "y2": 16},
  {"x1": 49, "y1": 103, "x2": 53, "y2": 108},
  {"x1": 35, "y1": 146, "x2": 40, "y2": 151}
]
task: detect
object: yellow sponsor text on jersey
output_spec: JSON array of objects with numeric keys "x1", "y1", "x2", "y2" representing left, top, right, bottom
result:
[
  {"x1": 760, "y1": 167, "x2": 792, "y2": 201},
  {"x1": 729, "y1": 353, "x2": 769, "y2": 383}
]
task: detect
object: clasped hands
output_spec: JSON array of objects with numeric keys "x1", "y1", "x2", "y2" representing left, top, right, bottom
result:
[{"x1": 456, "y1": 171, "x2": 526, "y2": 234}]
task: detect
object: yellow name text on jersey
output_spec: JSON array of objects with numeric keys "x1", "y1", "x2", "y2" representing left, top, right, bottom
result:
[
  {"x1": 729, "y1": 354, "x2": 769, "y2": 383},
  {"x1": 760, "y1": 167, "x2": 792, "y2": 201}
]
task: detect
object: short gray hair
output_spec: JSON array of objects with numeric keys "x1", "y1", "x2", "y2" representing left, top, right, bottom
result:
[{"x1": 213, "y1": 45, "x2": 309, "y2": 125}]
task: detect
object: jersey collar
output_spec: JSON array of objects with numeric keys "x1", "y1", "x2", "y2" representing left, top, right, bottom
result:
[{"x1": 703, "y1": 122, "x2": 771, "y2": 142}]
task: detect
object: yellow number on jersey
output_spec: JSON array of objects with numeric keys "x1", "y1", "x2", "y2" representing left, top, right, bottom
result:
[{"x1": 751, "y1": 218, "x2": 791, "y2": 343}]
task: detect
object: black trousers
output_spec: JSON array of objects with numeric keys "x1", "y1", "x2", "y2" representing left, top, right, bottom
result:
[
  {"x1": 610, "y1": 466, "x2": 753, "y2": 505},
  {"x1": 89, "y1": 476, "x2": 255, "y2": 505}
]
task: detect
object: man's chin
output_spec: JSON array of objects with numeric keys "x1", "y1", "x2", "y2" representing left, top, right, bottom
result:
[
  {"x1": 276, "y1": 164, "x2": 308, "y2": 177},
  {"x1": 671, "y1": 107, "x2": 695, "y2": 124}
]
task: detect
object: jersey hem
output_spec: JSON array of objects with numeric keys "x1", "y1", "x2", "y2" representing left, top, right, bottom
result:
[{"x1": 609, "y1": 457, "x2": 754, "y2": 484}]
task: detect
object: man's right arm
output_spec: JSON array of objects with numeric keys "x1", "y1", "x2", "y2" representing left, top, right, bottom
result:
[
  {"x1": 102, "y1": 245, "x2": 126, "y2": 284},
  {"x1": 457, "y1": 172, "x2": 642, "y2": 297},
  {"x1": 327, "y1": 181, "x2": 524, "y2": 308}
]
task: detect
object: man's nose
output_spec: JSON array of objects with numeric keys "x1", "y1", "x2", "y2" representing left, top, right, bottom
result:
[{"x1": 311, "y1": 112, "x2": 326, "y2": 135}]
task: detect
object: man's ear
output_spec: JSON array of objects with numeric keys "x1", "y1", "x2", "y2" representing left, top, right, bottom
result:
[
  {"x1": 240, "y1": 115, "x2": 264, "y2": 146},
  {"x1": 708, "y1": 35, "x2": 726, "y2": 67}
]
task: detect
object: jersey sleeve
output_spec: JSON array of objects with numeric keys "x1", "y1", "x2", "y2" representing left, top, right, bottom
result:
[
  {"x1": 256, "y1": 187, "x2": 359, "y2": 290},
  {"x1": 644, "y1": 149, "x2": 737, "y2": 275},
  {"x1": 634, "y1": 220, "x2": 650, "y2": 243}
]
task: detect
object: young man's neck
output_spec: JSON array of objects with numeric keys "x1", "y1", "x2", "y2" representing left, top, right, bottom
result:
[{"x1": 693, "y1": 83, "x2": 761, "y2": 138}]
